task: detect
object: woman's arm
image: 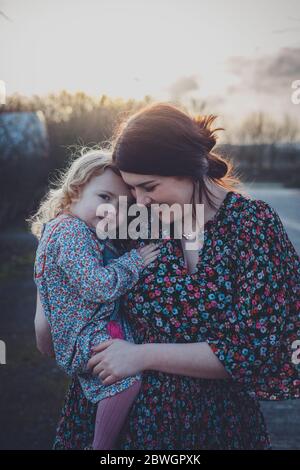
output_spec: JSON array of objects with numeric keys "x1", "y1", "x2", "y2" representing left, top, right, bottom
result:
[
  {"x1": 88, "y1": 339, "x2": 230, "y2": 385},
  {"x1": 139, "y1": 342, "x2": 230, "y2": 379},
  {"x1": 34, "y1": 290, "x2": 55, "y2": 357}
]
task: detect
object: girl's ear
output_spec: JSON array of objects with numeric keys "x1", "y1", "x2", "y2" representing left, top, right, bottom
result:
[{"x1": 71, "y1": 187, "x2": 82, "y2": 203}]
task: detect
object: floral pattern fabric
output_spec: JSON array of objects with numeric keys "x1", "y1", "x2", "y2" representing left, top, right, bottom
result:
[
  {"x1": 34, "y1": 213, "x2": 143, "y2": 404},
  {"x1": 53, "y1": 191, "x2": 300, "y2": 449}
]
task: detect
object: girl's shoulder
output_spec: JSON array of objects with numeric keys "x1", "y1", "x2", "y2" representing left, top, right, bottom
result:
[
  {"x1": 41, "y1": 213, "x2": 105, "y2": 250},
  {"x1": 41, "y1": 213, "x2": 85, "y2": 238}
]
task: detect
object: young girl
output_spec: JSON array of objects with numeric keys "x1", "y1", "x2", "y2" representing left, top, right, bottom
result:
[{"x1": 30, "y1": 149, "x2": 160, "y2": 450}]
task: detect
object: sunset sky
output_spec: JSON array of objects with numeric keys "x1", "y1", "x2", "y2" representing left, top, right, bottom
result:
[{"x1": 1, "y1": 0, "x2": 300, "y2": 121}]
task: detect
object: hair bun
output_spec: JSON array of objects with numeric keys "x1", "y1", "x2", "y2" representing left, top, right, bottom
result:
[
  {"x1": 207, "y1": 153, "x2": 228, "y2": 178},
  {"x1": 193, "y1": 114, "x2": 223, "y2": 152}
]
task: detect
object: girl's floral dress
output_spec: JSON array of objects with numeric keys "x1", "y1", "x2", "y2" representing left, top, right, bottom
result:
[
  {"x1": 34, "y1": 213, "x2": 144, "y2": 403},
  {"x1": 53, "y1": 191, "x2": 300, "y2": 450}
]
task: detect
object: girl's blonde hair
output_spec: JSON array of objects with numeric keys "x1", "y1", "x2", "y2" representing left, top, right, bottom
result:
[{"x1": 29, "y1": 148, "x2": 119, "y2": 239}]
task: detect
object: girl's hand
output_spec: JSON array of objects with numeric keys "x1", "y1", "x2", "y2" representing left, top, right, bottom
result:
[
  {"x1": 137, "y1": 243, "x2": 160, "y2": 267},
  {"x1": 87, "y1": 339, "x2": 145, "y2": 385}
]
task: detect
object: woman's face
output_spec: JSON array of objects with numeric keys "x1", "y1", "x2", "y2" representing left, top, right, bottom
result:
[{"x1": 120, "y1": 171, "x2": 195, "y2": 223}]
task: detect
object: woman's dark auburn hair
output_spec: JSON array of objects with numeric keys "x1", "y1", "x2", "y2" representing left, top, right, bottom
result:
[{"x1": 112, "y1": 102, "x2": 241, "y2": 210}]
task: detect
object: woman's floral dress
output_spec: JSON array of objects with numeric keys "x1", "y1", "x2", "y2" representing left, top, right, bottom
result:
[{"x1": 53, "y1": 191, "x2": 300, "y2": 450}]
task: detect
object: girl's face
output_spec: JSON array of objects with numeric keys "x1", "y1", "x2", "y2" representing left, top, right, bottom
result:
[
  {"x1": 70, "y1": 168, "x2": 133, "y2": 230},
  {"x1": 120, "y1": 171, "x2": 195, "y2": 224}
]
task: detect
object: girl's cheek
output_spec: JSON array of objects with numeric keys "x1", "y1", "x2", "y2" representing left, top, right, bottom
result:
[{"x1": 117, "y1": 212, "x2": 127, "y2": 227}]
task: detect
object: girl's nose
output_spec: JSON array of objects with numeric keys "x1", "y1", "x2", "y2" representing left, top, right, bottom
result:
[
  {"x1": 135, "y1": 189, "x2": 151, "y2": 206},
  {"x1": 137, "y1": 196, "x2": 152, "y2": 206}
]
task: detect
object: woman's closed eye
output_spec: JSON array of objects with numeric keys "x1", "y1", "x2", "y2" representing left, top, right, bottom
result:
[
  {"x1": 144, "y1": 186, "x2": 157, "y2": 192},
  {"x1": 128, "y1": 184, "x2": 158, "y2": 193}
]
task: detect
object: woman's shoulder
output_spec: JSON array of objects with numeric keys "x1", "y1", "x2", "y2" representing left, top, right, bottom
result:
[
  {"x1": 226, "y1": 191, "x2": 299, "y2": 262},
  {"x1": 226, "y1": 190, "x2": 282, "y2": 230}
]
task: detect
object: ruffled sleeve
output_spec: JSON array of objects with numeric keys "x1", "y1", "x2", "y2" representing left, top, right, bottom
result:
[{"x1": 205, "y1": 199, "x2": 300, "y2": 400}]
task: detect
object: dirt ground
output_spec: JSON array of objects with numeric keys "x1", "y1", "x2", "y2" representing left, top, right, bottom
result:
[{"x1": 0, "y1": 227, "x2": 299, "y2": 450}]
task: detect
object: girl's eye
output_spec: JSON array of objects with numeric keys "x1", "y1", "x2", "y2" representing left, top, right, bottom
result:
[{"x1": 98, "y1": 194, "x2": 110, "y2": 201}]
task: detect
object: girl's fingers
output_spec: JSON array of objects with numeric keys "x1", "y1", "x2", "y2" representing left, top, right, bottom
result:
[
  {"x1": 144, "y1": 249, "x2": 160, "y2": 259},
  {"x1": 145, "y1": 253, "x2": 159, "y2": 262},
  {"x1": 147, "y1": 244, "x2": 160, "y2": 250},
  {"x1": 148, "y1": 244, "x2": 161, "y2": 251},
  {"x1": 144, "y1": 251, "x2": 160, "y2": 262},
  {"x1": 144, "y1": 257, "x2": 158, "y2": 266},
  {"x1": 140, "y1": 243, "x2": 160, "y2": 254}
]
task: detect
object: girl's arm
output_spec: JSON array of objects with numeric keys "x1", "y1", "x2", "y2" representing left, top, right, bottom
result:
[
  {"x1": 34, "y1": 290, "x2": 55, "y2": 357},
  {"x1": 56, "y1": 218, "x2": 159, "y2": 304}
]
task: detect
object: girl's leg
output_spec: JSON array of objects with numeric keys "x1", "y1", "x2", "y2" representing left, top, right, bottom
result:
[{"x1": 92, "y1": 379, "x2": 142, "y2": 450}]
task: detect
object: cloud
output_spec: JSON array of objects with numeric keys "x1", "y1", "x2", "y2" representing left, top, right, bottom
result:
[
  {"x1": 167, "y1": 75, "x2": 200, "y2": 101},
  {"x1": 227, "y1": 47, "x2": 300, "y2": 94}
]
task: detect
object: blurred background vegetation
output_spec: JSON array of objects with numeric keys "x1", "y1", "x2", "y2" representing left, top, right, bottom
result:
[
  {"x1": 1, "y1": 0, "x2": 300, "y2": 450},
  {"x1": 0, "y1": 91, "x2": 300, "y2": 231},
  {"x1": 0, "y1": 92, "x2": 150, "y2": 229},
  {"x1": 1, "y1": 92, "x2": 300, "y2": 450}
]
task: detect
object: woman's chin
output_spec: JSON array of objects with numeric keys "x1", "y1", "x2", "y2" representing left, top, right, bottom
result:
[{"x1": 159, "y1": 213, "x2": 182, "y2": 226}]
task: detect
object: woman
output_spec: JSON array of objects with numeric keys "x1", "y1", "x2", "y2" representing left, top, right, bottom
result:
[{"x1": 52, "y1": 103, "x2": 300, "y2": 450}]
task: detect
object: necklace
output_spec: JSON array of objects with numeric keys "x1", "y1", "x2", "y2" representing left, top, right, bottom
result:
[
  {"x1": 182, "y1": 191, "x2": 233, "y2": 240},
  {"x1": 182, "y1": 231, "x2": 196, "y2": 240}
]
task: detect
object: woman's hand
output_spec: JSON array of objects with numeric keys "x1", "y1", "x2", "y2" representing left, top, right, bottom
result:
[{"x1": 87, "y1": 339, "x2": 145, "y2": 385}]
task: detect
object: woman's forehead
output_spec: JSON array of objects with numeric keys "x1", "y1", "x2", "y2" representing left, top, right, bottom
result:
[{"x1": 120, "y1": 171, "x2": 160, "y2": 185}]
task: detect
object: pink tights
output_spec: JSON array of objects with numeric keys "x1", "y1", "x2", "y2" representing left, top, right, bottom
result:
[{"x1": 92, "y1": 379, "x2": 142, "y2": 450}]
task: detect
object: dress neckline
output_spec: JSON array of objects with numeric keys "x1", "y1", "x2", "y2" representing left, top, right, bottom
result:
[
  {"x1": 179, "y1": 190, "x2": 238, "y2": 276},
  {"x1": 159, "y1": 190, "x2": 238, "y2": 245}
]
